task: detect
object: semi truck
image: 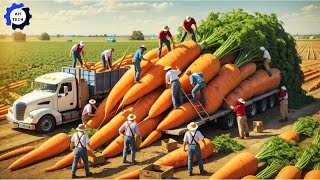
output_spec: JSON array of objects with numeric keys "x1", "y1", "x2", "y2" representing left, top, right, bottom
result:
[{"x1": 6, "y1": 67, "x2": 129, "y2": 133}]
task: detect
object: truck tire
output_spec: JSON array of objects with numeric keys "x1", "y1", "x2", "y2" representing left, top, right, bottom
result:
[
  {"x1": 268, "y1": 94, "x2": 276, "y2": 109},
  {"x1": 218, "y1": 112, "x2": 236, "y2": 130},
  {"x1": 36, "y1": 115, "x2": 56, "y2": 133},
  {"x1": 257, "y1": 98, "x2": 268, "y2": 113},
  {"x1": 246, "y1": 102, "x2": 257, "y2": 118}
]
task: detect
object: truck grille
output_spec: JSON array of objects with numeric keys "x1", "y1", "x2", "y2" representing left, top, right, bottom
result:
[{"x1": 14, "y1": 102, "x2": 26, "y2": 120}]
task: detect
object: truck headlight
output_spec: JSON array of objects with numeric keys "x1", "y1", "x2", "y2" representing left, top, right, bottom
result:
[{"x1": 28, "y1": 114, "x2": 34, "y2": 119}]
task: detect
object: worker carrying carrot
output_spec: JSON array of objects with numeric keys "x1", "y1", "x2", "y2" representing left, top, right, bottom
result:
[
  {"x1": 132, "y1": 45, "x2": 150, "y2": 84},
  {"x1": 183, "y1": 122, "x2": 208, "y2": 176},
  {"x1": 185, "y1": 70, "x2": 206, "y2": 105},
  {"x1": 164, "y1": 66, "x2": 183, "y2": 109},
  {"x1": 70, "y1": 41, "x2": 85, "y2": 68},
  {"x1": 180, "y1": 16, "x2": 198, "y2": 43},
  {"x1": 119, "y1": 114, "x2": 140, "y2": 165},
  {"x1": 230, "y1": 98, "x2": 250, "y2": 139},
  {"x1": 101, "y1": 48, "x2": 114, "y2": 70},
  {"x1": 278, "y1": 86, "x2": 289, "y2": 122},
  {"x1": 158, "y1": 25, "x2": 175, "y2": 59},
  {"x1": 81, "y1": 99, "x2": 97, "y2": 125},
  {"x1": 71, "y1": 124, "x2": 93, "y2": 179},
  {"x1": 260, "y1": 46, "x2": 272, "y2": 77}
]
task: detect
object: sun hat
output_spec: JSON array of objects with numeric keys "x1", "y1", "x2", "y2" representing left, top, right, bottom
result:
[
  {"x1": 162, "y1": 25, "x2": 170, "y2": 31},
  {"x1": 140, "y1": 45, "x2": 147, "y2": 50},
  {"x1": 127, "y1": 114, "x2": 136, "y2": 121},
  {"x1": 281, "y1": 86, "x2": 287, "y2": 90},
  {"x1": 89, "y1": 99, "x2": 96, "y2": 105},
  {"x1": 238, "y1": 98, "x2": 246, "y2": 104},
  {"x1": 187, "y1": 122, "x2": 198, "y2": 131},
  {"x1": 76, "y1": 124, "x2": 86, "y2": 132},
  {"x1": 185, "y1": 70, "x2": 192, "y2": 75},
  {"x1": 186, "y1": 16, "x2": 192, "y2": 22},
  {"x1": 80, "y1": 41, "x2": 85, "y2": 46},
  {"x1": 164, "y1": 66, "x2": 172, "y2": 71},
  {"x1": 260, "y1": 46, "x2": 265, "y2": 51},
  {"x1": 110, "y1": 48, "x2": 114, "y2": 52}
]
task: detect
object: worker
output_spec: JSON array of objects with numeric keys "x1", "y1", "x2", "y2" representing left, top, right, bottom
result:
[
  {"x1": 101, "y1": 48, "x2": 114, "y2": 70},
  {"x1": 132, "y1": 45, "x2": 150, "y2": 84},
  {"x1": 119, "y1": 114, "x2": 140, "y2": 165},
  {"x1": 82, "y1": 99, "x2": 97, "y2": 125},
  {"x1": 158, "y1": 25, "x2": 175, "y2": 59},
  {"x1": 180, "y1": 16, "x2": 198, "y2": 43},
  {"x1": 183, "y1": 122, "x2": 207, "y2": 176},
  {"x1": 71, "y1": 124, "x2": 93, "y2": 179},
  {"x1": 164, "y1": 66, "x2": 183, "y2": 109},
  {"x1": 185, "y1": 70, "x2": 206, "y2": 105},
  {"x1": 260, "y1": 46, "x2": 272, "y2": 77},
  {"x1": 230, "y1": 98, "x2": 250, "y2": 139},
  {"x1": 278, "y1": 86, "x2": 289, "y2": 122},
  {"x1": 70, "y1": 41, "x2": 85, "y2": 68}
]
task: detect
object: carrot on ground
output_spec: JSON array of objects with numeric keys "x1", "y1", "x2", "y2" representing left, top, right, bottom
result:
[{"x1": 0, "y1": 146, "x2": 35, "y2": 161}]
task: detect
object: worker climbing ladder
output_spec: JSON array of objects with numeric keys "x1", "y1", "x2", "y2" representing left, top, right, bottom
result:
[{"x1": 181, "y1": 89, "x2": 210, "y2": 121}]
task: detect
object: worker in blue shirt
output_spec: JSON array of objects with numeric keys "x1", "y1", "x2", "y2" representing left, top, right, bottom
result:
[
  {"x1": 185, "y1": 70, "x2": 206, "y2": 105},
  {"x1": 132, "y1": 45, "x2": 150, "y2": 84}
]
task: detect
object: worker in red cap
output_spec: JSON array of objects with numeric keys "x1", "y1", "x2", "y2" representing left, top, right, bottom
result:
[
  {"x1": 158, "y1": 25, "x2": 175, "y2": 59},
  {"x1": 180, "y1": 16, "x2": 198, "y2": 43}
]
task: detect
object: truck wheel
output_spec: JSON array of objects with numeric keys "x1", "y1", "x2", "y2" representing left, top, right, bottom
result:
[
  {"x1": 257, "y1": 98, "x2": 268, "y2": 113},
  {"x1": 246, "y1": 102, "x2": 257, "y2": 118},
  {"x1": 218, "y1": 112, "x2": 236, "y2": 130},
  {"x1": 268, "y1": 94, "x2": 276, "y2": 109},
  {"x1": 36, "y1": 115, "x2": 56, "y2": 133}
]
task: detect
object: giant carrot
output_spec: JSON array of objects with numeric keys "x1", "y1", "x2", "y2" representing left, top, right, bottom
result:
[
  {"x1": 304, "y1": 170, "x2": 320, "y2": 179},
  {"x1": 0, "y1": 146, "x2": 35, "y2": 161},
  {"x1": 140, "y1": 130, "x2": 163, "y2": 148},
  {"x1": 9, "y1": 133, "x2": 70, "y2": 170},
  {"x1": 275, "y1": 165, "x2": 301, "y2": 179},
  {"x1": 278, "y1": 130, "x2": 300, "y2": 142},
  {"x1": 116, "y1": 169, "x2": 140, "y2": 179},
  {"x1": 239, "y1": 63, "x2": 257, "y2": 81}
]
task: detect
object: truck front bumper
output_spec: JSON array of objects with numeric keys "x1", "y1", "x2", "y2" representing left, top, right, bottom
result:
[{"x1": 6, "y1": 113, "x2": 36, "y2": 130}]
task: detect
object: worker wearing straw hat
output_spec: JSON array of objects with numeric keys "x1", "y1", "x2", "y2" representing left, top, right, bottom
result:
[
  {"x1": 119, "y1": 114, "x2": 140, "y2": 165},
  {"x1": 81, "y1": 99, "x2": 97, "y2": 125},
  {"x1": 183, "y1": 122, "x2": 207, "y2": 176},
  {"x1": 132, "y1": 45, "x2": 150, "y2": 84},
  {"x1": 260, "y1": 46, "x2": 272, "y2": 77},
  {"x1": 164, "y1": 66, "x2": 183, "y2": 109},
  {"x1": 278, "y1": 86, "x2": 289, "y2": 122},
  {"x1": 158, "y1": 25, "x2": 175, "y2": 59},
  {"x1": 180, "y1": 16, "x2": 198, "y2": 43},
  {"x1": 71, "y1": 124, "x2": 93, "y2": 179},
  {"x1": 70, "y1": 41, "x2": 86, "y2": 69},
  {"x1": 230, "y1": 98, "x2": 250, "y2": 139},
  {"x1": 185, "y1": 70, "x2": 206, "y2": 105},
  {"x1": 101, "y1": 48, "x2": 114, "y2": 70}
]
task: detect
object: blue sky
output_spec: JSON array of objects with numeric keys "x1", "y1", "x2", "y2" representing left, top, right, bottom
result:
[{"x1": 1, "y1": 0, "x2": 319, "y2": 35}]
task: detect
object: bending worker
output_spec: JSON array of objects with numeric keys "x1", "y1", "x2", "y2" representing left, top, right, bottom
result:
[
  {"x1": 278, "y1": 86, "x2": 289, "y2": 122},
  {"x1": 70, "y1": 41, "x2": 85, "y2": 68},
  {"x1": 180, "y1": 16, "x2": 198, "y2": 43},
  {"x1": 260, "y1": 46, "x2": 272, "y2": 77},
  {"x1": 230, "y1": 98, "x2": 250, "y2": 139},
  {"x1": 158, "y1": 25, "x2": 175, "y2": 59},
  {"x1": 185, "y1": 70, "x2": 206, "y2": 105},
  {"x1": 164, "y1": 66, "x2": 183, "y2": 109},
  {"x1": 119, "y1": 114, "x2": 140, "y2": 165},
  {"x1": 132, "y1": 45, "x2": 149, "y2": 84},
  {"x1": 183, "y1": 122, "x2": 207, "y2": 176},
  {"x1": 82, "y1": 99, "x2": 97, "y2": 125},
  {"x1": 101, "y1": 48, "x2": 114, "y2": 70}
]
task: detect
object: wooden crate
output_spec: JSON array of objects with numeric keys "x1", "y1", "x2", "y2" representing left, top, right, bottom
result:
[
  {"x1": 253, "y1": 121, "x2": 263, "y2": 133},
  {"x1": 162, "y1": 138, "x2": 177, "y2": 152},
  {"x1": 88, "y1": 152, "x2": 105, "y2": 166},
  {"x1": 140, "y1": 164, "x2": 174, "y2": 179}
]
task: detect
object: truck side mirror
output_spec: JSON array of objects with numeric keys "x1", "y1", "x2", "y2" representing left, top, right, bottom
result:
[{"x1": 64, "y1": 86, "x2": 68, "y2": 96}]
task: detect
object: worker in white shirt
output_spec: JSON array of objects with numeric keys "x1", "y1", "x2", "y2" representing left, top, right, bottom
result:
[
  {"x1": 260, "y1": 46, "x2": 272, "y2": 77},
  {"x1": 71, "y1": 124, "x2": 93, "y2": 179},
  {"x1": 101, "y1": 48, "x2": 114, "y2": 69},
  {"x1": 82, "y1": 99, "x2": 97, "y2": 125},
  {"x1": 164, "y1": 66, "x2": 183, "y2": 109},
  {"x1": 183, "y1": 122, "x2": 207, "y2": 176},
  {"x1": 119, "y1": 114, "x2": 140, "y2": 165},
  {"x1": 70, "y1": 41, "x2": 85, "y2": 68}
]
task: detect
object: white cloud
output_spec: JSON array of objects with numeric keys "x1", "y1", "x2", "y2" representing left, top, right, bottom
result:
[
  {"x1": 53, "y1": 0, "x2": 94, "y2": 6},
  {"x1": 302, "y1": 4, "x2": 319, "y2": 11}
]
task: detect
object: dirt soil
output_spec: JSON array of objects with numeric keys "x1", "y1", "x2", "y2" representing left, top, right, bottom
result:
[{"x1": 1, "y1": 63, "x2": 320, "y2": 179}]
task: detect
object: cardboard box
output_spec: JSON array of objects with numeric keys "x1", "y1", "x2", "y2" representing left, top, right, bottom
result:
[
  {"x1": 140, "y1": 164, "x2": 174, "y2": 179},
  {"x1": 162, "y1": 138, "x2": 177, "y2": 152},
  {"x1": 88, "y1": 152, "x2": 105, "y2": 166},
  {"x1": 253, "y1": 121, "x2": 263, "y2": 133}
]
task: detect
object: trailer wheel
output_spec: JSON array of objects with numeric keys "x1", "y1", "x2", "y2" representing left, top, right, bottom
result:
[
  {"x1": 268, "y1": 94, "x2": 276, "y2": 109},
  {"x1": 246, "y1": 102, "x2": 257, "y2": 118},
  {"x1": 257, "y1": 98, "x2": 268, "y2": 113},
  {"x1": 36, "y1": 115, "x2": 56, "y2": 133},
  {"x1": 218, "y1": 112, "x2": 236, "y2": 130}
]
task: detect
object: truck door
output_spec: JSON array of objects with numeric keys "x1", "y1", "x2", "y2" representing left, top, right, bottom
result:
[{"x1": 57, "y1": 82, "x2": 74, "y2": 112}]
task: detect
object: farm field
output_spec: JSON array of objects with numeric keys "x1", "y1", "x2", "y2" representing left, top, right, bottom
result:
[{"x1": 297, "y1": 40, "x2": 320, "y2": 61}]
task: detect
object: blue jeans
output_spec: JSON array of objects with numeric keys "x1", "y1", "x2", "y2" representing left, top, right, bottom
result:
[
  {"x1": 171, "y1": 80, "x2": 183, "y2": 108},
  {"x1": 188, "y1": 144, "x2": 204, "y2": 173},
  {"x1": 71, "y1": 147, "x2": 90, "y2": 175},
  {"x1": 123, "y1": 136, "x2": 136, "y2": 162},
  {"x1": 101, "y1": 55, "x2": 111, "y2": 69},
  {"x1": 192, "y1": 81, "x2": 206, "y2": 104},
  {"x1": 158, "y1": 38, "x2": 171, "y2": 58},
  {"x1": 133, "y1": 60, "x2": 141, "y2": 82},
  {"x1": 180, "y1": 27, "x2": 196, "y2": 43},
  {"x1": 72, "y1": 51, "x2": 83, "y2": 68}
]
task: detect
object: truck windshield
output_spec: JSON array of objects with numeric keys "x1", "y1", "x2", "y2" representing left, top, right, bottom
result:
[{"x1": 34, "y1": 82, "x2": 57, "y2": 93}]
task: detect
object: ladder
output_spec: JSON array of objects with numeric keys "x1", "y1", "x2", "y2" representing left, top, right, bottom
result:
[{"x1": 181, "y1": 89, "x2": 210, "y2": 121}]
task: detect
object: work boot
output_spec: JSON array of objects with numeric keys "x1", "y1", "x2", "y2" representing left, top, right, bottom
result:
[
  {"x1": 200, "y1": 170, "x2": 208, "y2": 175},
  {"x1": 279, "y1": 119, "x2": 285, "y2": 122},
  {"x1": 237, "y1": 136, "x2": 244, "y2": 139},
  {"x1": 134, "y1": 81, "x2": 142, "y2": 84},
  {"x1": 131, "y1": 160, "x2": 138, "y2": 165},
  {"x1": 123, "y1": 160, "x2": 129, "y2": 164},
  {"x1": 189, "y1": 171, "x2": 193, "y2": 176},
  {"x1": 86, "y1": 172, "x2": 93, "y2": 177},
  {"x1": 245, "y1": 133, "x2": 250, "y2": 138},
  {"x1": 71, "y1": 174, "x2": 79, "y2": 179},
  {"x1": 285, "y1": 117, "x2": 289, "y2": 121}
]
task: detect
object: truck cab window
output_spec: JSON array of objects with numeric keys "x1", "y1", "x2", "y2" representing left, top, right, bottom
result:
[
  {"x1": 34, "y1": 82, "x2": 57, "y2": 93},
  {"x1": 59, "y1": 82, "x2": 72, "y2": 94}
]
